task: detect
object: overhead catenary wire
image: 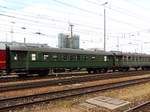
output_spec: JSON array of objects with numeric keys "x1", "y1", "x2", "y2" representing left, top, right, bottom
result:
[
  {"x1": 121, "y1": 0, "x2": 150, "y2": 11},
  {"x1": 0, "y1": 3, "x2": 105, "y2": 29},
  {"x1": 0, "y1": 0, "x2": 146, "y2": 30},
  {"x1": 0, "y1": 12, "x2": 105, "y2": 37},
  {"x1": 85, "y1": 0, "x2": 150, "y2": 26},
  {"x1": 0, "y1": 28, "x2": 100, "y2": 44},
  {"x1": 52, "y1": 0, "x2": 144, "y2": 29},
  {"x1": 0, "y1": 11, "x2": 104, "y2": 31},
  {"x1": 0, "y1": 0, "x2": 150, "y2": 51},
  {"x1": 0, "y1": 21, "x2": 103, "y2": 38},
  {"x1": 3, "y1": 0, "x2": 144, "y2": 30}
]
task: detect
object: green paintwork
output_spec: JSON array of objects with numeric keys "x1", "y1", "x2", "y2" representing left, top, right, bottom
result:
[
  {"x1": 115, "y1": 55, "x2": 150, "y2": 67},
  {"x1": 9, "y1": 51, "x2": 114, "y2": 71}
]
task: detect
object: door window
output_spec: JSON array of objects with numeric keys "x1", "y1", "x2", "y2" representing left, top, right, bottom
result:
[
  {"x1": 31, "y1": 53, "x2": 36, "y2": 61},
  {"x1": 43, "y1": 54, "x2": 49, "y2": 60},
  {"x1": 104, "y1": 56, "x2": 107, "y2": 62}
]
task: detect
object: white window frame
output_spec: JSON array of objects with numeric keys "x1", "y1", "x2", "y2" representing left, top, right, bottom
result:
[
  {"x1": 44, "y1": 54, "x2": 49, "y2": 60},
  {"x1": 104, "y1": 56, "x2": 107, "y2": 62},
  {"x1": 14, "y1": 54, "x2": 18, "y2": 61},
  {"x1": 31, "y1": 53, "x2": 36, "y2": 61}
]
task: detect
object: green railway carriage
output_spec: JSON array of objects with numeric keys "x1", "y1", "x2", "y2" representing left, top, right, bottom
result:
[
  {"x1": 113, "y1": 51, "x2": 150, "y2": 71},
  {"x1": 7, "y1": 44, "x2": 114, "y2": 76},
  {"x1": 2, "y1": 43, "x2": 150, "y2": 77}
]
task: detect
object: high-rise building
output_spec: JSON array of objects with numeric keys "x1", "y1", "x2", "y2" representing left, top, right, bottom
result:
[
  {"x1": 58, "y1": 33, "x2": 80, "y2": 49},
  {"x1": 58, "y1": 33, "x2": 68, "y2": 48}
]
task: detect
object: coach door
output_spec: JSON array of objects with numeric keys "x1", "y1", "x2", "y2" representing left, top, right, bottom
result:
[
  {"x1": 20, "y1": 51, "x2": 27, "y2": 68},
  {"x1": 114, "y1": 55, "x2": 122, "y2": 67},
  {"x1": 12, "y1": 51, "x2": 27, "y2": 69}
]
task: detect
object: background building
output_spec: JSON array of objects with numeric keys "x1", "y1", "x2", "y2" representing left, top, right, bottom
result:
[{"x1": 58, "y1": 33, "x2": 80, "y2": 49}]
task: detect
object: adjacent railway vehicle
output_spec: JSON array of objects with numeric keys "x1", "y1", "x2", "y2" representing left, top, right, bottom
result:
[{"x1": 0, "y1": 43, "x2": 150, "y2": 77}]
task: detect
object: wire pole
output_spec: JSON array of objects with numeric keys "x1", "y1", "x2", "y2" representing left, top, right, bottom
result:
[
  {"x1": 10, "y1": 21, "x2": 15, "y2": 42},
  {"x1": 104, "y1": 7, "x2": 106, "y2": 51},
  {"x1": 102, "y1": 2, "x2": 108, "y2": 51},
  {"x1": 117, "y1": 36, "x2": 119, "y2": 51},
  {"x1": 70, "y1": 24, "x2": 74, "y2": 38},
  {"x1": 69, "y1": 24, "x2": 74, "y2": 48}
]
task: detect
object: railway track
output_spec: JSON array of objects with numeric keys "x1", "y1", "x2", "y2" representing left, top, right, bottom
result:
[
  {"x1": 0, "y1": 71, "x2": 149, "y2": 83},
  {"x1": 0, "y1": 77, "x2": 150, "y2": 112},
  {"x1": 0, "y1": 72, "x2": 88, "y2": 83},
  {"x1": 1, "y1": 71, "x2": 150, "y2": 92},
  {"x1": 0, "y1": 71, "x2": 149, "y2": 85},
  {"x1": 124, "y1": 101, "x2": 150, "y2": 112}
]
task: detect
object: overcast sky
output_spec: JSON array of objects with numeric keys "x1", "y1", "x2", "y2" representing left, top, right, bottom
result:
[{"x1": 0, "y1": 0, "x2": 150, "y2": 53}]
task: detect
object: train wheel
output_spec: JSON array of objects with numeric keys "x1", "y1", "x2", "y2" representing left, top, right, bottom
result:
[
  {"x1": 113, "y1": 69, "x2": 115, "y2": 72},
  {"x1": 87, "y1": 69, "x2": 92, "y2": 74},
  {"x1": 93, "y1": 70, "x2": 97, "y2": 74},
  {"x1": 98, "y1": 69, "x2": 102, "y2": 73},
  {"x1": 135, "y1": 67, "x2": 138, "y2": 71},
  {"x1": 88, "y1": 70, "x2": 91, "y2": 74},
  {"x1": 123, "y1": 68, "x2": 129, "y2": 72},
  {"x1": 95, "y1": 69, "x2": 101, "y2": 74},
  {"x1": 38, "y1": 70, "x2": 49, "y2": 76},
  {"x1": 18, "y1": 73, "x2": 27, "y2": 78},
  {"x1": 103, "y1": 68, "x2": 108, "y2": 73}
]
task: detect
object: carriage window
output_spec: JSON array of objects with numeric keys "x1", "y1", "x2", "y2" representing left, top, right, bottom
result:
[
  {"x1": 43, "y1": 54, "x2": 49, "y2": 60},
  {"x1": 14, "y1": 54, "x2": 18, "y2": 61},
  {"x1": 123, "y1": 56, "x2": 126, "y2": 61},
  {"x1": 116, "y1": 58, "x2": 119, "y2": 61},
  {"x1": 52, "y1": 55, "x2": 57, "y2": 59},
  {"x1": 70, "y1": 55, "x2": 75, "y2": 61},
  {"x1": 70, "y1": 55, "x2": 73, "y2": 60},
  {"x1": 104, "y1": 56, "x2": 107, "y2": 62},
  {"x1": 91, "y1": 56, "x2": 96, "y2": 60},
  {"x1": 84, "y1": 56, "x2": 88, "y2": 60},
  {"x1": 77, "y1": 55, "x2": 80, "y2": 60},
  {"x1": 126, "y1": 56, "x2": 128, "y2": 61},
  {"x1": 130, "y1": 57, "x2": 132, "y2": 61},
  {"x1": 31, "y1": 53, "x2": 36, "y2": 61},
  {"x1": 52, "y1": 55, "x2": 58, "y2": 61},
  {"x1": 139, "y1": 57, "x2": 141, "y2": 61},
  {"x1": 134, "y1": 57, "x2": 136, "y2": 61},
  {"x1": 128, "y1": 56, "x2": 131, "y2": 60},
  {"x1": 142, "y1": 57, "x2": 144, "y2": 61},
  {"x1": 137, "y1": 57, "x2": 139, "y2": 61},
  {"x1": 122, "y1": 56, "x2": 124, "y2": 61},
  {"x1": 63, "y1": 55, "x2": 67, "y2": 60}
]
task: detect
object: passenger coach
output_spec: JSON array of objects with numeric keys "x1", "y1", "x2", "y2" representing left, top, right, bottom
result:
[
  {"x1": 0, "y1": 43, "x2": 114, "y2": 77},
  {"x1": 113, "y1": 51, "x2": 150, "y2": 71},
  {"x1": 1, "y1": 43, "x2": 150, "y2": 77}
]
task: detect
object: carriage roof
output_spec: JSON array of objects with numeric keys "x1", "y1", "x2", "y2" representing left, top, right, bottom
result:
[{"x1": 9, "y1": 44, "x2": 113, "y2": 55}]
